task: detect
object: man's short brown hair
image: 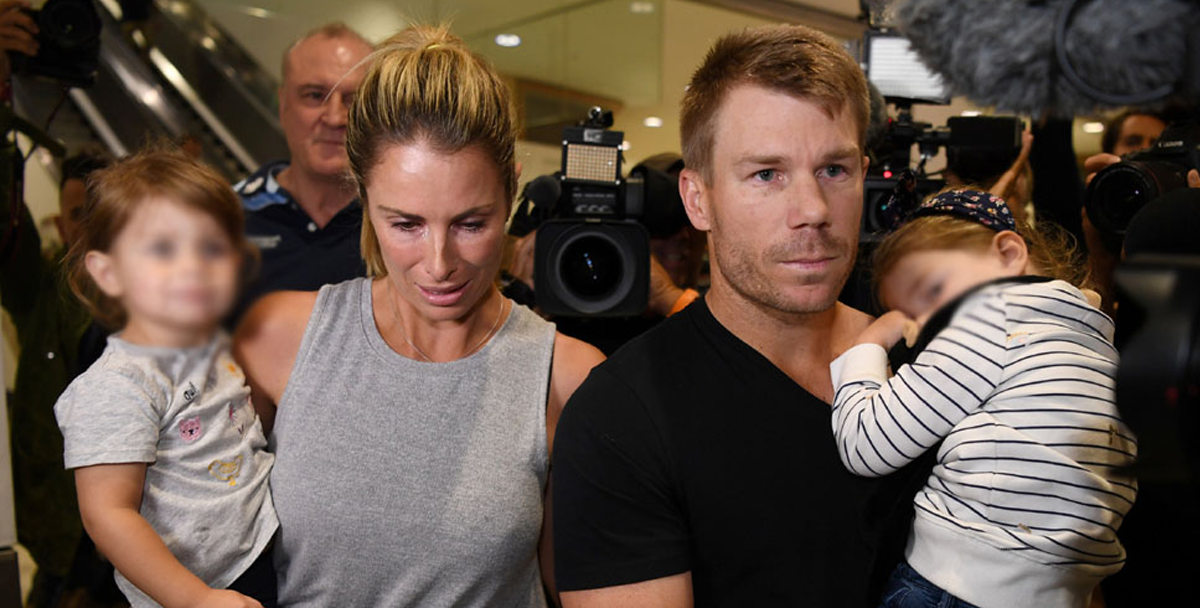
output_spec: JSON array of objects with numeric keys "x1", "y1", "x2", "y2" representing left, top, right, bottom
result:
[{"x1": 680, "y1": 24, "x2": 869, "y2": 181}]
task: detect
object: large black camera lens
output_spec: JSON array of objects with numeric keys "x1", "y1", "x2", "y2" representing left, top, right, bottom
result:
[
  {"x1": 39, "y1": 0, "x2": 101, "y2": 50},
  {"x1": 1086, "y1": 161, "x2": 1186, "y2": 249},
  {"x1": 535, "y1": 219, "x2": 650, "y2": 317},
  {"x1": 560, "y1": 235, "x2": 623, "y2": 299}
]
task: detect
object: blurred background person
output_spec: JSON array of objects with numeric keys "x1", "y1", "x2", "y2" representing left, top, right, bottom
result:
[
  {"x1": 0, "y1": 149, "x2": 116, "y2": 608},
  {"x1": 230, "y1": 23, "x2": 373, "y2": 325}
]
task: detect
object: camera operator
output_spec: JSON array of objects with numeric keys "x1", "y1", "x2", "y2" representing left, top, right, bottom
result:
[
  {"x1": 1080, "y1": 110, "x2": 1200, "y2": 314},
  {"x1": 505, "y1": 152, "x2": 707, "y2": 355},
  {"x1": 1103, "y1": 109, "x2": 1168, "y2": 158}
]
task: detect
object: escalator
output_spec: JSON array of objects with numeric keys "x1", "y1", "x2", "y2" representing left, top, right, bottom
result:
[{"x1": 10, "y1": 0, "x2": 287, "y2": 183}]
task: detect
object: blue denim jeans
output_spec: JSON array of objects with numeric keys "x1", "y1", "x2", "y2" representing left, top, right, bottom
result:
[{"x1": 880, "y1": 562, "x2": 980, "y2": 608}]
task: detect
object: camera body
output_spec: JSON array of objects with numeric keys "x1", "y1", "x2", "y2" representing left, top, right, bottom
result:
[
  {"x1": 529, "y1": 108, "x2": 652, "y2": 317},
  {"x1": 1113, "y1": 254, "x2": 1200, "y2": 480},
  {"x1": 862, "y1": 110, "x2": 1024, "y2": 238},
  {"x1": 1086, "y1": 120, "x2": 1200, "y2": 251},
  {"x1": 10, "y1": 0, "x2": 101, "y2": 88}
]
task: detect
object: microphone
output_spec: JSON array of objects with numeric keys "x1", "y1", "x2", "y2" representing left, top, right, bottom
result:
[{"x1": 894, "y1": 0, "x2": 1200, "y2": 117}]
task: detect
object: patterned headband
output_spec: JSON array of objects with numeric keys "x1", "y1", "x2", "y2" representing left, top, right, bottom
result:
[{"x1": 878, "y1": 171, "x2": 1017, "y2": 233}]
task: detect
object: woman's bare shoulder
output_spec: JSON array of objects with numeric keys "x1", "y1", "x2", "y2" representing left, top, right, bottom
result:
[{"x1": 552, "y1": 332, "x2": 605, "y2": 393}]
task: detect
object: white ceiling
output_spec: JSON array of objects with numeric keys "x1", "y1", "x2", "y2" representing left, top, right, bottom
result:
[
  {"x1": 192, "y1": 0, "x2": 1104, "y2": 170},
  {"x1": 196, "y1": 0, "x2": 861, "y2": 104}
]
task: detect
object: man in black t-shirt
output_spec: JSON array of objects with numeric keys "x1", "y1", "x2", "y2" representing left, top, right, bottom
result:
[{"x1": 553, "y1": 24, "x2": 919, "y2": 607}]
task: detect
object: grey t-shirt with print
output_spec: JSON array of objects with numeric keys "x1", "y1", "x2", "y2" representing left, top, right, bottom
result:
[{"x1": 55, "y1": 332, "x2": 277, "y2": 608}]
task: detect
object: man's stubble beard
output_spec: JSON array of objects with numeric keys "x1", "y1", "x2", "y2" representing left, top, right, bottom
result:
[{"x1": 709, "y1": 212, "x2": 857, "y2": 316}]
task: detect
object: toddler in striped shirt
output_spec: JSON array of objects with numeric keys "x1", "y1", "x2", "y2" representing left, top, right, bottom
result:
[{"x1": 830, "y1": 189, "x2": 1136, "y2": 608}]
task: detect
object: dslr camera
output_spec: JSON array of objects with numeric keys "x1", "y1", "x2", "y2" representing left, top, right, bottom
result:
[
  {"x1": 515, "y1": 107, "x2": 682, "y2": 317},
  {"x1": 1086, "y1": 120, "x2": 1200, "y2": 251},
  {"x1": 8, "y1": 0, "x2": 101, "y2": 88}
]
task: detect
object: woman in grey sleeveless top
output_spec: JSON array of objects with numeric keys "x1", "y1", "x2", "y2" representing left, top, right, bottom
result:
[{"x1": 234, "y1": 24, "x2": 604, "y2": 607}]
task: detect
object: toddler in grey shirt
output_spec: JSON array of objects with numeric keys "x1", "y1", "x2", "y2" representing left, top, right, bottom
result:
[{"x1": 54, "y1": 150, "x2": 277, "y2": 608}]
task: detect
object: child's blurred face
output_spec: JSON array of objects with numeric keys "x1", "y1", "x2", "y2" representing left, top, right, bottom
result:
[
  {"x1": 880, "y1": 248, "x2": 1018, "y2": 322},
  {"x1": 90, "y1": 197, "x2": 239, "y2": 344}
]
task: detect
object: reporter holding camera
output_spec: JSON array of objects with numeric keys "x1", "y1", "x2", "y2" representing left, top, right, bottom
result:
[
  {"x1": 1081, "y1": 112, "x2": 1200, "y2": 314},
  {"x1": 235, "y1": 24, "x2": 603, "y2": 606},
  {"x1": 505, "y1": 153, "x2": 707, "y2": 355}
]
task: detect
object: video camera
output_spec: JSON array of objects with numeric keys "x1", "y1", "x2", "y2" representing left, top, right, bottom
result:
[
  {"x1": 1085, "y1": 119, "x2": 1200, "y2": 252},
  {"x1": 1113, "y1": 254, "x2": 1200, "y2": 482},
  {"x1": 509, "y1": 107, "x2": 682, "y2": 317},
  {"x1": 859, "y1": 28, "x2": 1025, "y2": 239},
  {"x1": 7, "y1": 0, "x2": 101, "y2": 88}
]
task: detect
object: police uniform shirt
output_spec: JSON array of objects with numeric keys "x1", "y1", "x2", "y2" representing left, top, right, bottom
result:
[{"x1": 231, "y1": 160, "x2": 365, "y2": 326}]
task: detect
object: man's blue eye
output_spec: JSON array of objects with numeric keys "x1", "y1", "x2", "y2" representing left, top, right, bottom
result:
[
  {"x1": 823, "y1": 165, "x2": 845, "y2": 178},
  {"x1": 754, "y1": 169, "x2": 776, "y2": 182}
]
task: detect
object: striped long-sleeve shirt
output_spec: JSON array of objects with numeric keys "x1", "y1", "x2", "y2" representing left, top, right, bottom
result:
[{"x1": 830, "y1": 280, "x2": 1136, "y2": 608}]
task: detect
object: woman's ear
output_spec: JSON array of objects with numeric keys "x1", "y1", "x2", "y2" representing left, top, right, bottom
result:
[
  {"x1": 679, "y1": 168, "x2": 712, "y2": 231},
  {"x1": 85, "y1": 250, "x2": 123, "y2": 298},
  {"x1": 992, "y1": 230, "x2": 1029, "y2": 275}
]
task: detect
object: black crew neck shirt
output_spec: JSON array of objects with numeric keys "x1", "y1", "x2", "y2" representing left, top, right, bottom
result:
[{"x1": 553, "y1": 298, "x2": 925, "y2": 607}]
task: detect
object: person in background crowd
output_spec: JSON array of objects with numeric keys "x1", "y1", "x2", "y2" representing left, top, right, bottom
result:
[
  {"x1": 1, "y1": 149, "x2": 111, "y2": 608},
  {"x1": 1081, "y1": 107, "x2": 1196, "y2": 314},
  {"x1": 1101, "y1": 109, "x2": 1167, "y2": 158},
  {"x1": 230, "y1": 23, "x2": 373, "y2": 324}
]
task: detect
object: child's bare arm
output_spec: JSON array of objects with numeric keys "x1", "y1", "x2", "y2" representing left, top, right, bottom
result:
[{"x1": 75, "y1": 463, "x2": 263, "y2": 608}]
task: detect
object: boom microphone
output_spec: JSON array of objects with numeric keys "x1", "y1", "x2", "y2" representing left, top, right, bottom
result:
[{"x1": 893, "y1": 0, "x2": 1200, "y2": 117}]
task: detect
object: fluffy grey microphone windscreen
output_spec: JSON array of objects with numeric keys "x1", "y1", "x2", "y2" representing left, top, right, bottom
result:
[{"x1": 894, "y1": 0, "x2": 1195, "y2": 117}]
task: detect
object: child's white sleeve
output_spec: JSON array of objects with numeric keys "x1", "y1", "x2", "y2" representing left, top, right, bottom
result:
[{"x1": 830, "y1": 291, "x2": 1009, "y2": 477}]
